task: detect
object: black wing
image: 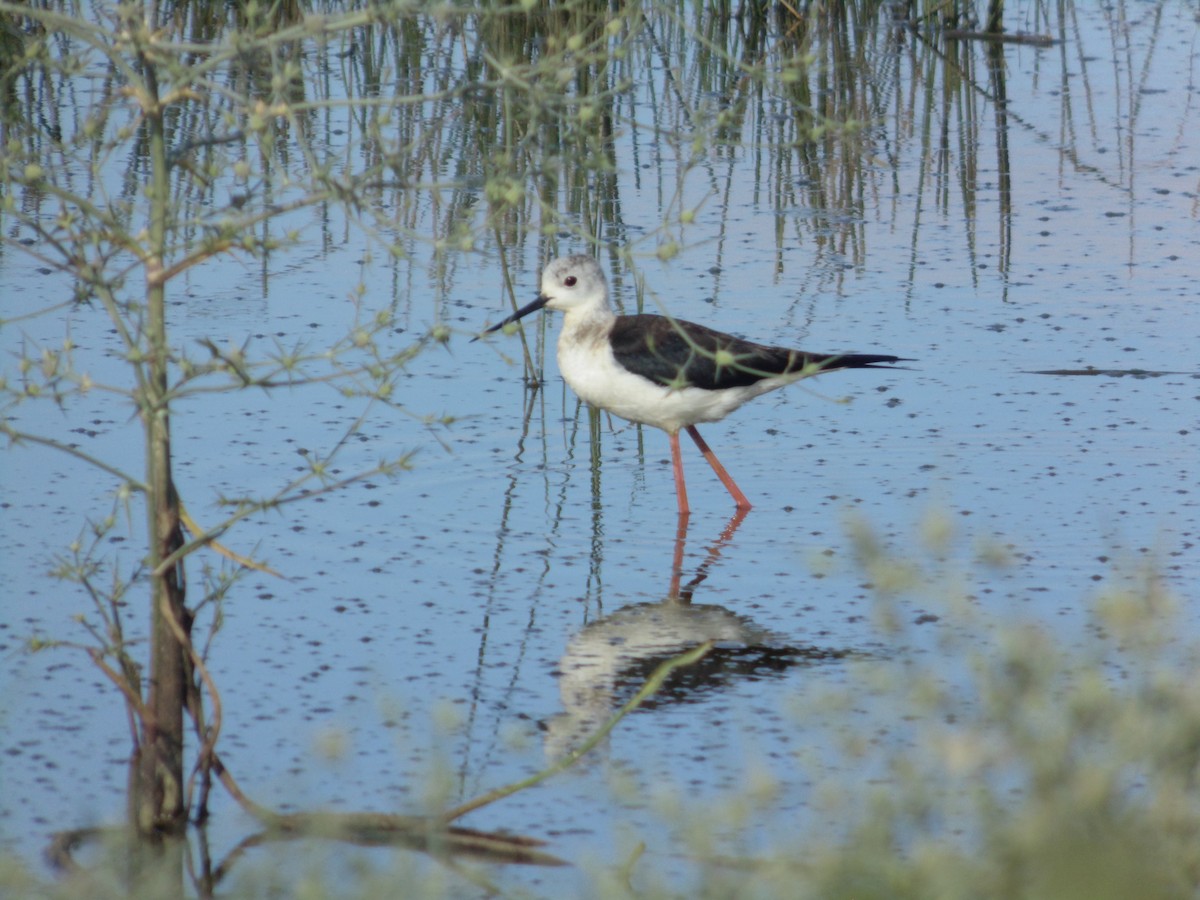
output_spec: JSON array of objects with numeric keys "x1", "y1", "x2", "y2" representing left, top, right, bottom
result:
[{"x1": 609, "y1": 314, "x2": 902, "y2": 391}]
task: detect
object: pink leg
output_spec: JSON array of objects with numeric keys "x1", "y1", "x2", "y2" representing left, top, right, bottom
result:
[
  {"x1": 667, "y1": 510, "x2": 689, "y2": 601},
  {"x1": 669, "y1": 431, "x2": 691, "y2": 516},
  {"x1": 685, "y1": 425, "x2": 752, "y2": 510}
]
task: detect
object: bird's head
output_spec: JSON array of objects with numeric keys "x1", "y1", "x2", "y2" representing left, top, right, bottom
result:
[{"x1": 479, "y1": 255, "x2": 609, "y2": 338}]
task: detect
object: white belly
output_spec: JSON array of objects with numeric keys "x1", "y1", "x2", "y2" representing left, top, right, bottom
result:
[{"x1": 557, "y1": 333, "x2": 787, "y2": 433}]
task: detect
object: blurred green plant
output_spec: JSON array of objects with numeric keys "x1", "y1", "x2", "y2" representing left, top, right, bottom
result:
[{"x1": 780, "y1": 519, "x2": 1200, "y2": 900}]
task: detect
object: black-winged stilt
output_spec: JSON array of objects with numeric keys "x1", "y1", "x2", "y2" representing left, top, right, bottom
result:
[{"x1": 481, "y1": 255, "x2": 907, "y2": 515}]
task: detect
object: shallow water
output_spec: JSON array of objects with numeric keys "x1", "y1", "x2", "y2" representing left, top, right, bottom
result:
[{"x1": 2, "y1": 2, "x2": 1198, "y2": 893}]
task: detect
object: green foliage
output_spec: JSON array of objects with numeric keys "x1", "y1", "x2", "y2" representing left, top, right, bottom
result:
[{"x1": 782, "y1": 529, "x2": 1200, "y2": 900}]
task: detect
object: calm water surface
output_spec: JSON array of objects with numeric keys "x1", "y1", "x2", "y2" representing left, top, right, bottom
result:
[{"x1": 2, "y1": 3, "x2": 1197, "y2": 892}]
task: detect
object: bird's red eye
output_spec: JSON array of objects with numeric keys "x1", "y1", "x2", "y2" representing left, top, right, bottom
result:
[{"x1": 564, "y1": 276, "x2": 577, "y2": 287}]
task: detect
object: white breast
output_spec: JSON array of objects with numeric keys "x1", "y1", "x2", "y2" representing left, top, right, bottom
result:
[{"x1": 556, "y1": 330, "x2": 785, "y2": 433}]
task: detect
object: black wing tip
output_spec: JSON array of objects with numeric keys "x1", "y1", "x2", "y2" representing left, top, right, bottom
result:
[{"x1": 833, "y1": 354, "x2": 914, "y2": 369}]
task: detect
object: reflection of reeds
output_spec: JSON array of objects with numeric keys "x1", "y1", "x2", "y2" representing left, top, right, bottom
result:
[
  {"x1": 24, "y1": 3, "x2": 1142, "y2": 306},
  {"x1": 0, "y1": 0, "x2": 1012, "y2": 285},
  {"x1": 3, "y1": 0, "x2": 1170, "y2": 346},
  {"x1": 2, "y1": 0, "x2": 1045, "y2": 294},
  {"x1": 761, "y1": 3, "x2": 1014, "y2": 289},
  {"x1": 5, "y1": 0, "x2": 1172, "y2": 352}
]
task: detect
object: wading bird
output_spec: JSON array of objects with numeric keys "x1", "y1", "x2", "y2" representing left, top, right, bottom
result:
[{"x1": 481, "y1": 255, "x2": 907, "y2": 515}]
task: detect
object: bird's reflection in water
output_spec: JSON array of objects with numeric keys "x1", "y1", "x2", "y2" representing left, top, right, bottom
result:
[{"x1": 543, "y1": 511, "x2": 853, "y2": 759}]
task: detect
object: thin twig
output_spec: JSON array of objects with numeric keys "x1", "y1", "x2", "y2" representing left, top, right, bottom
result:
[{"x1": 441, "y1": 641, "x2": 713, "y2": 822}]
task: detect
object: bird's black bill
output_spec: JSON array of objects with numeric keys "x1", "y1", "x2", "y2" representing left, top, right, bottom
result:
[{"x1": 476, "y1": 294, "x2": 549, "y2": 340}]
